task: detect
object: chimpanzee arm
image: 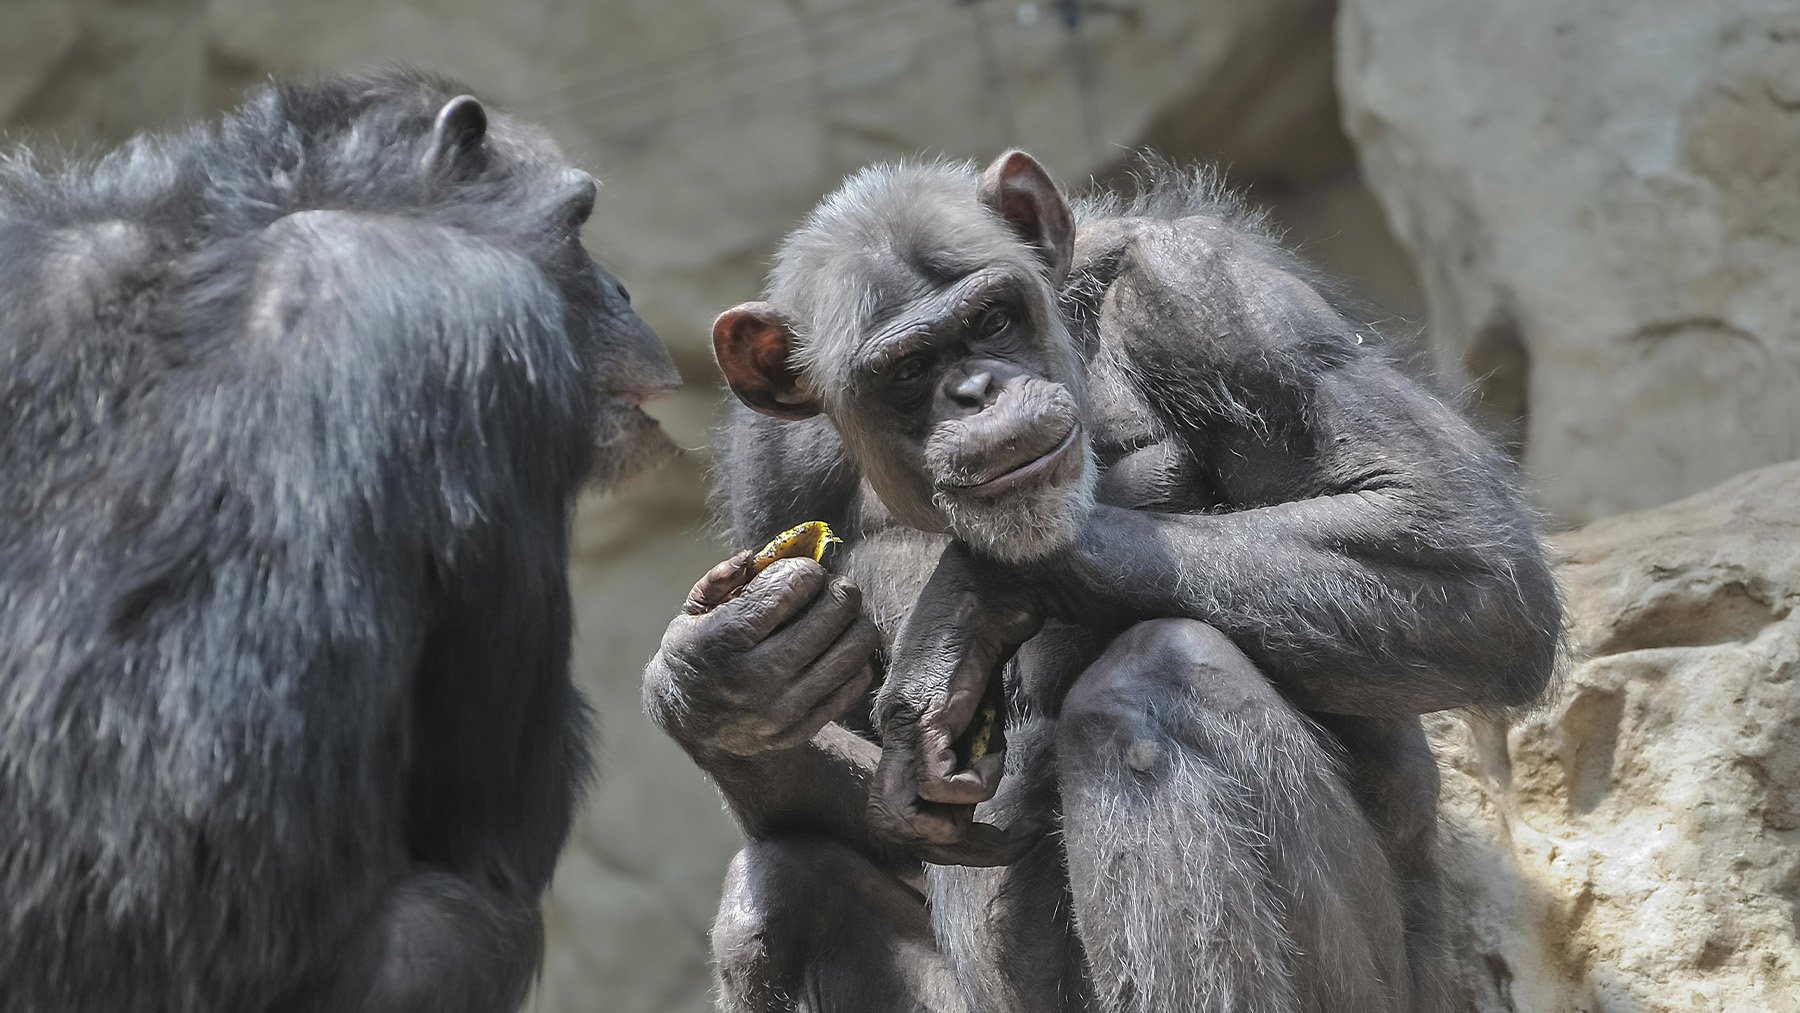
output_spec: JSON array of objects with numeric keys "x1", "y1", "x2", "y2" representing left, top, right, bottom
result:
[
  {"x1": 651, "y1": 407, "x2": 1009, "y2": 867},
  {"x1": 1047, "y1": 491, "x2": 1555, "y2": 717},
  {"x1": 683, "y1": 724, "x2": 906, "y2": 854},
  {"x1": 1039, "y1": 226, "x2": 1561, "y2": 717}
]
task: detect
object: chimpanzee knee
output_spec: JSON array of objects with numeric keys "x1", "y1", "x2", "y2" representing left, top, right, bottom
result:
[
  {"x1": 1058, "y1": 618, "x2": 1269, "y2": 769},
  {"x1": 709, "y1": 834, "x2": 871, "y2": 1007},
  {"x1": 714, "y1": 837, "x2": 957, "y2": 1013},
  {"x1": 712, "y1": 838, "x2": 819, "y2": 994}
]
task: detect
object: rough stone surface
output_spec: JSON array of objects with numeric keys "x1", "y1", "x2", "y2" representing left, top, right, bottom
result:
[
  {"x1": 1338, "y1": 0, "x2": 1800, "y2": 522},
  {"x1": 1432, "y1": 461, "x2": 1800, "y2": 1012}
]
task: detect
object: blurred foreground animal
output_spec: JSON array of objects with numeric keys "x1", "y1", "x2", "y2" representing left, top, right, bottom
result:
[{"x1": 0, "y1": 71, "x2": 679, "y2": 1012}]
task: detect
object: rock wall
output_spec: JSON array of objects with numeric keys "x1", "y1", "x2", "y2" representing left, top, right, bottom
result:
[
  {"x1": 1434, "y1": 461, "x2": 1800, "y2": 1011},
  {"x1": 1338, "y1": 0, "x2": 1800, "y2": 522}
]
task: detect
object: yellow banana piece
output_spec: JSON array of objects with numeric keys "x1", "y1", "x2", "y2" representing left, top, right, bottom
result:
[
  {"x1": 749, "y1": 522, "x2": 998, "y2": 764},
  {"x1": 749, "y1": 521, "x2": 840, "y2": 575},
  {"x1": 965, "y1": 704, "x2": 998, "y2": 763}
]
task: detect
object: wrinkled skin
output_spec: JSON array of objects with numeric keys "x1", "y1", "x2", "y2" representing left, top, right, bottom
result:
[{"x1": 647, "y1": 557, "x2": 878, "y2": 759}]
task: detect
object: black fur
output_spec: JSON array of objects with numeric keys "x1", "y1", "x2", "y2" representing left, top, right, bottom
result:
[{"x1": 0, "y1": 71, "x2": 677, "y2": 1012}]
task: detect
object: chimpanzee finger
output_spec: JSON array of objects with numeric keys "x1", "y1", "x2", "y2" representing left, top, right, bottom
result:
[
  {"x1": 749, "y1": 576, "x2": 864, "y2": 670},
  {"x1": 913, "y1": 818, "x2": 1041, "y2": 868},
  {"x1": 917, "y1": 750, "x2": 1005, "y2": 806},
  {"x1": 768, "y1": 656, "x2": 876, "y2": 751},
  {"x1": 868, "y1": 745, "x2": 933, "y2": 837},
  {"x1": 868, "y1": 798, "x2": 966, "y2": 850},
  {"x1": 706, "y1": 557, "x2": 830, "y2": 648},
  {"x1": 764, "y1": 616, "x2": 877, "y2": 746},
  {"x1": 771, "y1": 611, "x2": 877, "y2": 703},
  {"x1": 682, "y1": 550, "x2": 756, "y2": 615}
]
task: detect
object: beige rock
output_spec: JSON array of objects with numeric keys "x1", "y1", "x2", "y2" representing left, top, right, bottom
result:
[
  {"x1": 1337, "y1": 0, "x2": 1800, "y2": 522},
  {"x1": 1433, "y1": 461, "x2": 1800, "y2": 1012}
]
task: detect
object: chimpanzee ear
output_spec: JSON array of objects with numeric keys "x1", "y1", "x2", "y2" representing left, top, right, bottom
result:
[
  {"x1": 424, "y1": 95, "x2": 488, "y2": 171},
  {"x1": 712, "y1": 302, "x2": 820, "y2": 421},
  {"x1": 978, "y1": 149, "x2": 1075, "y2": 286}
]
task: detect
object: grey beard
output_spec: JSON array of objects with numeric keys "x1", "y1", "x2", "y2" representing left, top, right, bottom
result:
[
  {"x1": 933, "y1": 442, "x2": 1098, "y2": 564},
  {"x1": 586, "y1": 407, "x2": 680, "y2": 492}
]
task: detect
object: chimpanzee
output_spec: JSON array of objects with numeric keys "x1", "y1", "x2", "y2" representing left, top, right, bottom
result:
[
  {"x1": 644, "y1": 151, "x2": 1561, "y2": 1012},
  {"x1": 0, "y1": 71, "x2": 679, "y2": 1012}
]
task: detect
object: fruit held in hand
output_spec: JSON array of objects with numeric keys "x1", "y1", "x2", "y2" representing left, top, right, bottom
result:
[
  {"x1": 683, "y1": 521, "x2": 840, "y2": 615},
  {"x1": 750, "y1": 521, "x2": 840, "y2": 576},
  {"x1": 964, "y1": 704, "x2": 998, "y2": 763}
]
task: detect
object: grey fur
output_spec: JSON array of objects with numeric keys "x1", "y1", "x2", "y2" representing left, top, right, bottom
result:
[
  {"x1": 688, "y1": 153, "x2": 1561, "y2": 1012},
  {"x1": 0, "y1": 70, "x2": 678, "y2": 1012}
]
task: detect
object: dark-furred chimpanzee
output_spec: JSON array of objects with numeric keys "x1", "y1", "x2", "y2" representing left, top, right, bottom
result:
[
  {"x1": 645, "y1": 151, "x2": 1561, "y2": 1012},
  {"x1": 0, "y1": 72, "x2": 679, "y2": 1012}
]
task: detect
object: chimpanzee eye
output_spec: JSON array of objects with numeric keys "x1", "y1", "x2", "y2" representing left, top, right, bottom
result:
[
  {"x1": 977, "y1": 305, "x2": 1013, "y2": 338},
  {"x1": 889, "y1": 353, "x2": 931, "y2": 385}
]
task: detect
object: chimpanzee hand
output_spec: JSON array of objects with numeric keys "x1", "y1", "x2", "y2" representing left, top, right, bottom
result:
[
  {"x1": 645, "y1": 553, "x2": 879, "y2": 759},
  {"x1": 869, "y1": 542, "x2": 1043, "y2": 867}
]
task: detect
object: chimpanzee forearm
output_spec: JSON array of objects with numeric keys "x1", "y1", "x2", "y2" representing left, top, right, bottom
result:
[
  {"x1": 686, "y1": 724, "x2": 921, "y2": 873},
  {"x1": 1032, "y1": 494, "x2": 1558, "y2": 716}
]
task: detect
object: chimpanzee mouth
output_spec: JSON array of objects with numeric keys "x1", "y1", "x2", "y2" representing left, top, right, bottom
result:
[
  {"x1": 601, "y1": 382, "x2": 682, "y2": 433},
  {"x1": 588, "y1": 385, "x2": 683, "y2": 490},
  {"x1": 609, "y1": 380, "x2": 681, "y2": 410},
  {"x1": 947, "y1": 424, "x2": 1083, "y2": 501}
]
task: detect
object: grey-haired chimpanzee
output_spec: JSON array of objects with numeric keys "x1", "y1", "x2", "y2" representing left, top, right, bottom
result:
[
  {"x1": 644, "y1": 150, "x2": 1561, "y2": 1012},
  {"x1": 0, "y1": 72, "x2": 679, "y2": 1012}
]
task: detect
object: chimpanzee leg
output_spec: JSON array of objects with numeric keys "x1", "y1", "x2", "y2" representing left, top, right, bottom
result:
[
  {"x1": 1057, "y1": 619, "x2": 1411, "y2": 1013},
  {"x1": 928, "y1": 708, "x2": 1093, "y2": 1013},
  {"x1": 712, "y1": 835, "x2": 965, "y2": 1013},
  {"x1": 1314, "y1": 713, "x2": 1453, "y2": 1013}
]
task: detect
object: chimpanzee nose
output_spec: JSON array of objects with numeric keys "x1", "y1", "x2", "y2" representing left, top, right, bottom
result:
[{"x1": 950, "y1": 369, "x2": 996, "y2": 409}]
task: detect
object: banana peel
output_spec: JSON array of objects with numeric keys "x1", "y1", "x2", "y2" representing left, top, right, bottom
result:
[
  {"x1": 962, "y1": 704, "x2": 999, "y2": 764},
  {"x1": 749, "y1": 520, "x2": 840, "y2": 576},
  {"x1": 954, "y1": 664, "x2": 1007, "y2": 766},
  {"x1": 683, "y1": 521, "x2": 840, "y2": 615}
]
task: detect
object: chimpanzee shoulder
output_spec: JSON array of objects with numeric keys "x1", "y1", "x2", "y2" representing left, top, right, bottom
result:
[{"x1": 1067, "y1": 157, "x2": 1383, "y2": 384}]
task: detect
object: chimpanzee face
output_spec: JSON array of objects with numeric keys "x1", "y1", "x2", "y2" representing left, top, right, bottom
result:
[
  {"x1": 405, "y1": 89, "x2": 683, "y2": 491},
  {"x1": 713, "y1": 151, "x2": 1097, "y2": 562}
]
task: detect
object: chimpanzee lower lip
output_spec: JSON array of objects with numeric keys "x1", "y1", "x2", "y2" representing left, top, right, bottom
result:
[
  {"x1": 609, "y1": 383, "x2": 681, "y2": 408},
  {"x1": 950, "y1": 424, "x2": 1082, "y2": 500}
]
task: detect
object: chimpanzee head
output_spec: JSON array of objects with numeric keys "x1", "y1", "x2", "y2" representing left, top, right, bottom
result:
[
  {"x1": 712, "y1": 151, "x2": 1094, "y2": 562},
  {"x1": 246, "y1": 71, "x2": 683, "y2": 491}
]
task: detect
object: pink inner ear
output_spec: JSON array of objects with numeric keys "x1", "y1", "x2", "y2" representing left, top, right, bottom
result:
[
  {"x1": 713, "y1": 305, "x2": 819, "y2": 421},
  {"x1": 997, "y1": 188, "x2": 1044, "y2": 235},
  {"x1": 980, "y1": 151, "x2": 1073, "y2": 281}
]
